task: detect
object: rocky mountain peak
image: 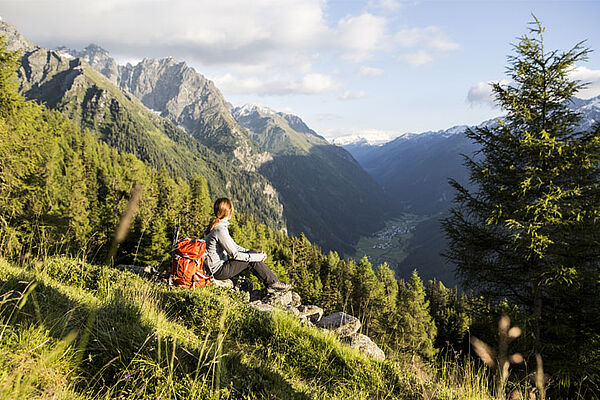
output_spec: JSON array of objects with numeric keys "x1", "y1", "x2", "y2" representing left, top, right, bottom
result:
[
  {"x1": 233, "y1": 104, "x2": 277, "y2": 119},
  {"x1": 0, "y1": 19, "x2": 35, "y2": 52},
  {"x1": 56, "y1": 43, "x2": 119, "y2": 84}
]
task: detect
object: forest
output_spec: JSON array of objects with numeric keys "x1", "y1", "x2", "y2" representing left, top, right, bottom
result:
[{"x1": 0, "y1": 19, "x2": 599, "y2": 400}]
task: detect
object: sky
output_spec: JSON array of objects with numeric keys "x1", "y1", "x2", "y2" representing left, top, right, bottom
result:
[{"x1": 1, "y1": 0, "x2": 599, "y2": 142}]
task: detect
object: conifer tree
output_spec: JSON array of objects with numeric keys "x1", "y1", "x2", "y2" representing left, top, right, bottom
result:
[
  {"x1": 396, "y1": 270, "x2": 437, "y2": 359},
  {"x1": 443, "y1": 18, "x2": 600, "y2": 390}
]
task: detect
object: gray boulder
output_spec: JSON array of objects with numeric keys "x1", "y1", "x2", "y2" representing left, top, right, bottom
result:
[
  {"x1": 250, "y1": 302, "x2": 275, "y2": 313},
  {"x1": 212, "y1": 279, "x2": 234, "y2": 289},
  {"x1": 290, "y1": 291, "x2": 302, "y2": 308},
  {"x1": 298, "y1": 305, "x2": 323, "y2": 324},
  {"x1": 261, "y1": 290, "x2": 293, "y2": 308},
  {"x1": 341, "y1": 333, "x2": 385, "y2": 361},
  {"x1": 317, "y1": 312, "x2": 361, "y2": 337}
]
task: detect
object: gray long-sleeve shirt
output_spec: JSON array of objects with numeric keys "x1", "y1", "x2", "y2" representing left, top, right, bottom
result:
[{"x1": 203, "y1": 221, "x2": 263, "y2": 274}]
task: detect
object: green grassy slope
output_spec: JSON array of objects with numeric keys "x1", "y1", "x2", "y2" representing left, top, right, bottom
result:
[{"x1": 0, "y1": 257, "x2": 492, "y2": 400}]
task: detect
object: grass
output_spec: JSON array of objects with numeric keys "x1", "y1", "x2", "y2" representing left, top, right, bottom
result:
[{"x1": 0, "y1": 255, "x2": 494, "y2": 399}]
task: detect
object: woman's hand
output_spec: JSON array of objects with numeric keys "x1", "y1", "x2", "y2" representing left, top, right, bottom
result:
[{"x1": 260, "y1": 251, "x2": 267, "y2": 262}]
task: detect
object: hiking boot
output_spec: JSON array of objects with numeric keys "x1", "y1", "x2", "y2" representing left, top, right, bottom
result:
[{"x1": 267, "y1": 281, "x2": 292, "y2": 292}]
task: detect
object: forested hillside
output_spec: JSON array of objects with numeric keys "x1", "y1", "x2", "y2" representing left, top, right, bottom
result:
[
  {"x1": 1, "y1": 16, "x2": 599, "y2": 400},
  {"x1": 0, "y1": 36, "x2": 498, "y2": 399},
  {"x1": 0, "y1": 20, "x2": 285, "y2": 232},
  {"x1": 64, "y1": 38, "x2": 389, "y2": 254},
  {"x1": 234, "y1": 104, "x2": 388, "y2": 253}
]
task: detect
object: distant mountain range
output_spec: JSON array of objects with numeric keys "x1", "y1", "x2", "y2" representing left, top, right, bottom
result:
[
  {"x1": 0, "y1": 19, "x2": 389, "y2": 254},
  {"x1": 343, "y1": 98, "x2": 599, "y2": 215},
  {"x1": 341, "y1": 96, "x2": 600, "y2": 285}
]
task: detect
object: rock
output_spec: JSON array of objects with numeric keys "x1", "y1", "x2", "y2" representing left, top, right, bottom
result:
[
  {"x1": 261, "y1": 290, "x2": 293, "y2": 308},
  {"x1": 0, "y1": 20, "x2": 36, "y2": 52},
  {"x1": 341, "y1": 333, "x2": 385, "y2": 361},
  {"x1": 249, "y1": 302, "x2": 275, "y2": 313},
  {"x1": 317, "y1": 312, "x2": 361, "y2": 337},
  {"x1": 290, "y1": 291, "x2": 302, "y2": 307},
  {"x1": 298, "y1": 315, "x2": 313, "y2": 326},
  {"x1": 212, "y1": 279, "x2": 234, "y2": 289},
  {"x1": 298, "y1": 305, "x2": 323, "y2": 324}
]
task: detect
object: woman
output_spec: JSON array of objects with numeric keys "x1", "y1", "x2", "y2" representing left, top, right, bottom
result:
[{"x1": 204, "y1": 197, "x2": 291, "y2": 292}]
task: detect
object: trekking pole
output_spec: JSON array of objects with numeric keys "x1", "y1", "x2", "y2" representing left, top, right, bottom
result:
[
  {"x1": 168, "y1": 218, "x2": 181, "y2": 286},
  {"x1": 172, "y1": 217, "x2": 181, "y2": 249}
]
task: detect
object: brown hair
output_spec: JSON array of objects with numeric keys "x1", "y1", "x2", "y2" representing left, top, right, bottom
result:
[{"x1": 207, "y1": 197, "x2": 233, "y2": 233}]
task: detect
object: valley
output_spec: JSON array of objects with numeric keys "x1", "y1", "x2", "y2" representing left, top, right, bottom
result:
[
  {"x1": 354, "y1": 213, "x2": 455, "y2": 286},
  {"x1": 354, "y1": 214, "x2": 421, "y2": 267}
]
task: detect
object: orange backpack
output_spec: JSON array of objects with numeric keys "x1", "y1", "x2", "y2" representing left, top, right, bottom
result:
[{"x1": 169, "y1": 238, "x2": 211, "y2": 288}]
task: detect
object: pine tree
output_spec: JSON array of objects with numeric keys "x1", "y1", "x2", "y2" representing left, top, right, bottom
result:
[
  {"x1": 443, "y1": 18, "x2": 600, "y2": 392},
  {"x1": 395, "y1": 270, "x2": 437, "y2": 359},
  {"x1": 350, "y1": 257, "x2": 386, "y2": 336}
]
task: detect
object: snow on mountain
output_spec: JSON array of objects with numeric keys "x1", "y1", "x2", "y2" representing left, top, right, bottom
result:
[
  {"x1": 328, "y1": 132, "x2": 403, "y2": 146},
  {"x1": 233, "y1": 104, "x2": 277, "y2": 119}
]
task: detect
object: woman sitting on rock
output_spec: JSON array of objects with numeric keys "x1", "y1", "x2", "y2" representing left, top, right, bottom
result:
[{"x1": 204, "y1": 197, "x2": 291, "y2": 292}]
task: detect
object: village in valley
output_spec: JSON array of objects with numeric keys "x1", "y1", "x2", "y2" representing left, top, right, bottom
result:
[
  {"x1": 371, "y1": 223, "x2": 416, "y2": 249},
  {"x1": 354, "y1": 214, "x2": 422, "y2": 267}
]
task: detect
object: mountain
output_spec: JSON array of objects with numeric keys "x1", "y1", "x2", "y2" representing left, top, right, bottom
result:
[
  {"x1": 343, "y1": 97, "x2": 600, "y2": 285},
  {"x1": 345, "y1": 125, "x2": 478, "y2": 215},
  {"x1": 0, "y1": 20, "x2": 285, "y2": 230},
  {"x1": 118, "y1": 58, "x2": 266, "y2": 169},
  {"x1": 232, "y1": 104, "x2": 327, "y2": 154},
  {"x1": 346, "y1": 98, "x2": 600, "y2": 215},
  {"x1": 1, "y1": 20, "x2": 391, "y2": 253},
  {"x1": 233, "y1": 104, "x2": 389, "y2": 253},
  {"x1": 56, "y1": 43, "x2": 119, "y2": 84},
  {"x1": 60, "y1": 41, "x2": 389, "y2": 252}
]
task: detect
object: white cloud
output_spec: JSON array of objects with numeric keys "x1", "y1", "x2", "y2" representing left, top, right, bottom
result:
[
  {"x1": 214, "y1": 72, "x2": 340, "y2": 96},
  {"x1": 467, "y1": 66, "x2": 600, "y2": 108},
  {"x1": 335, "y1": 13, "x2": 388, "y2": 62},
  {"x1": 359, "y1": 66, "x2": 384, "y2": 77},
  {"x1": 0, "y1": 0, "x2": 460, "y2": 96},
  {"x1": 338, "y1": 90, "x2": 366, "y2": 100},
  {"x1": 401, "y1": 51, "x2": 433, "y2": 66},
  {"x1": 394, "y1": 26, "x2": 459, "y2": 66},
  {"x1": 467, "y1": 80, "x2": 510, "y2": 107},
  {"x1": 569, "y1": 66, "x2": 600, "y2": 99},
  {"x1": 299, "y1": 73, "x2": 341, "y2": 94}
]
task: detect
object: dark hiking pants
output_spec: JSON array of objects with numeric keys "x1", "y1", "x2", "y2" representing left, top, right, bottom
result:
[{"x1": 211, "y1": 251, "x2": 278, "y2": 286}]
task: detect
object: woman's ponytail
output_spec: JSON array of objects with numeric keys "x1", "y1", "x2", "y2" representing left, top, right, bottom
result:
[{"x1": 206, "y1": 197, "x2": 233, "y2": 233}]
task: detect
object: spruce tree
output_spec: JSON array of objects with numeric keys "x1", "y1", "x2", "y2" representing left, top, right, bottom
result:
[
  {"x1": 396, "y1": 270, "x2": 437, "y2": 359},
  {"x1": 443, "y1": 18, "x2": 600, "y2": 391}
]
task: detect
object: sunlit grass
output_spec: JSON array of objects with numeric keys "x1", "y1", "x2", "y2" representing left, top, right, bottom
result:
[{"x1": 0, "y1": 256, "x2": 496, "y2": 399}]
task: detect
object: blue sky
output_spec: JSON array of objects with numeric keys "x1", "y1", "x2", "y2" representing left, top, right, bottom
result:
[{"x1": 1, "y1": 0, "x2": 599, "y2": 141}]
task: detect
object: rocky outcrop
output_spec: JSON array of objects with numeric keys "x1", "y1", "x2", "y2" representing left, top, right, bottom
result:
[
  {"x1": 317, "y1": 312, "x2": 361, "y2": 337},
  {"x1": 57, "y1": 44, "x2": 119, "y2": 84},
  {"x1": 247, "y1": 287, "x2": 385, "y2": 361},
  {"x1": 0, "y1": 20, "x2": 35, "y2": 52},
  {"x1": 341, "y1": 333, "x2": 386, "y2": 361},
  {"x1": 118, "y1": 58, "x2": 267, "y2": 170}
]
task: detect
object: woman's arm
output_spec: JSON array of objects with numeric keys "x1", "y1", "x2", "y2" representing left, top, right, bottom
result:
[{"x1": 215, "y1": 225, "x2": 263, "y2": 262}]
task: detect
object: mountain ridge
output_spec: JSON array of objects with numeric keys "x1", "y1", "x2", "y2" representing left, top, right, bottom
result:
[
  {"x1": 64, "y1": 39, "x2": 390, "y2": 253},
  {"x1": 0, "y1": 20, "x2": 286, "y2": 231}
]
